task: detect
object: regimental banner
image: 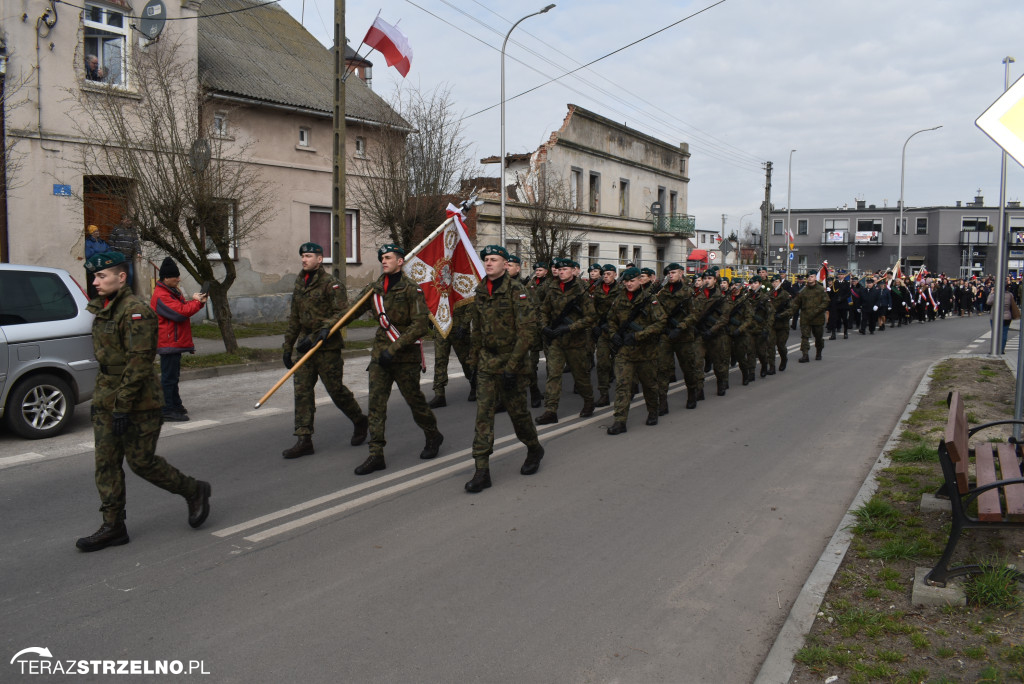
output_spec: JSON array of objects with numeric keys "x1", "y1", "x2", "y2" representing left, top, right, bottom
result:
[{"x1": 402, "y1": 205, "x2": 485, "y2": 338}]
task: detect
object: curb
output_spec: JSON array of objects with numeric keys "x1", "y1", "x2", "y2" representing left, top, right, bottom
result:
[
  {"x1": 753, "y1": 355, "x2": 947, "y2": 683},
  {"x1": 180, "y1": 348, "x2": 372, "y2": 383}
]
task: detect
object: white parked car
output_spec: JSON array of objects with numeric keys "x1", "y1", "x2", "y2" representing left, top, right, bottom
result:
[{"x1": 0, "y1": 264, "x2": 98, "y2": 438}]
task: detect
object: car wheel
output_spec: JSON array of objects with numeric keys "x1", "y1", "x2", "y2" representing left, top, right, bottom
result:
[{"x1": 5, "y1": 374, "x2": 75, "y2": 439}]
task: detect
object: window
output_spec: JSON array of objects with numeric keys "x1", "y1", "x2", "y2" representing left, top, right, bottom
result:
[
  {"x1": 632, "y1": 246, "x2": 641, "y2": 265},
  {"x1": 588, "y1": 243, "x2": 600, "y2": 261},
  {"x1": 857, "y1": 218, "x2": 882, "y2": 232},
  {"x1": 507, "y1": 240, "x2": 521, "y2": 259},
  {"x1": 680, "y1": 157, "x2": 686, "y2": 175},
  {"x1": 895, "y1": 217, "x2": 905, "y2": 235},
  {"x1": 204, "y1": 200, "x2": 237, "y2": 260},
  {"x1": 701, "y1": 233, "x2": 706, "y2": 244},
  {"x1": 589, "y1": 172, "x2": 600, "y2": 213},
  {"x1": 354, "y1": 136, "x2": 366, "y2": 157},
  {"x1": 309, "y1": 208, "x2": 360, "y2": 264},
  {"x1": 570, "y1": 243, "x2": 582, "y2": 262},
  {"x1": 0, "y1": 271, "x2": 78, "y2": 325},
  {"x1": 570, "y1": 168, "x2": 582, "y2": 210},
  {"x1": 824, "y1": 218, "x2": 849, "y2": 233},
  {"x1": 656, "y1": 246, "x2": 665, "y2": 274},
  {"x1": 298, "y1": 127, "x2": 310, "y2": 147},
  {"x1": 961, "y1": 216, "x2": 988, "y2": 231},
  {"x1": 618, "y1": 245, "x2": 628, "y2": 266},
  {"x1": 797, "y1": 255, "x2": 808, "y2": 270},
  {"x1": 212, "y1": 112, "x2": 228, "y2": 137},
  {"x1": 618, "y1": 179, "x2": 629, "y2": 217},
  {"x1": 797, "y1": 219, "x2": 808, "y2": 235},
  {"x1": 669, "y1": 191, "x2": 678, "y2": 216},
  {"x1": 84, "y1": 3, "x2": 128, "y2": 87},
  {"x1": 915, "y1": 217, "x2": 928, "y2": 235},
  {"x1": 773, "y1": 219, "x2": 784, "y2": 236}
]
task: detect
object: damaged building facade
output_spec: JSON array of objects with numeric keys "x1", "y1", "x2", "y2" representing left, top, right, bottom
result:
[{"x1": 476, "y1": 105, "x2": 694, "y2": 272}]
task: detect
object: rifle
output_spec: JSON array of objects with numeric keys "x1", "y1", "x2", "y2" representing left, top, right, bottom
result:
[
  {"x1": 694, "y1": 293, "x2": 726, "y2": 340},
  {"x1": 663, "y1": 295, "x2": 691, "y2": 341},
  {"x1": 543, "y1": 289, "x2": 585, "y2": 340},
  {"x1": 725, "y1": 291, "x2": 750, "y2": 337},
  {"x1": 608, "y1": 293, "x2": 651, "y2": 356}
]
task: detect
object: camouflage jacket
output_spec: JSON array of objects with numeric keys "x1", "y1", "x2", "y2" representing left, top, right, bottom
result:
[
  {"x1": 591, "y1": 280, "x2": 619, "y2": 337},
  {"x1": 748, "y1": 289, "x2": 774, "y2": 337},
  {"x1": 657, "y1": 281, "x2": 699, "y2": 342},
  {"x1": 770, "y1": 286, "x2": 793, "y2": 327},
  {"x1": 469, "y1": 275, "x2": 536, "y2": 375},
  {"x1": 540, "y1": 277, "x2": 597, "y2": 349},
  {"x1": 724, "y1": 290, "x2": 754, "y2": 337},
  {"x1": 606, "y1": 287, "x2": 666, "y2": 361},
  {"x1": 284, "y1": 266, "x2": 347, "y2": 352},
  {"x1": 443, "y1": 300, "x2": 474, "y2": 342},
  {"x1": 87, "y1": 286, "x2": 163, "y2": 413},
  {"x1": 353, "y1": 273, "x2": 430, "y2": 363},
  {"x1": 694, "y1": 286, "x2": 727, "y2": 337},
  {"x1": 527, "y1": 276, "x2": 551, "y2": 308},
  {"x1": 789, "y1": 281, "x2": 831, "y2": 324}
]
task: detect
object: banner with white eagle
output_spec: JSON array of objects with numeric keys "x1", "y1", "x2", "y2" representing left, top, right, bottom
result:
[{"x1": 402, "y1": 204, "x2": 485, "y2": 338}]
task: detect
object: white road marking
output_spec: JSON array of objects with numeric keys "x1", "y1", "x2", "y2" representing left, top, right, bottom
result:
[
  {"x1": 0, "y1": 452, "x2": 49, "y2": 470},
  {"x1": 245, "y1": 407, "x2": 286, "y2": 417},
  {"x1": 169, "y1": 419, "x2": 220, "y2": 430}
]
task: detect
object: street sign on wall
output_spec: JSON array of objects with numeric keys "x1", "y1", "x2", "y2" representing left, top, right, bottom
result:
[{"x1": 977, "y1": 73, "x2": 1024, "y2": 167}]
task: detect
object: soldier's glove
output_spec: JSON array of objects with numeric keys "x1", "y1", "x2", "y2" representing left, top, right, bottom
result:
[
  {"x1": 112, "y1": 412, "x2": 130, "y2": 436},
  {"x1": 611, "y1": 332, "x2": 624, "y2": 348},
  {"x1": 667, "y1": 327, "x2": 682, "y2": 341},
  {"x1": 551, "y1": 324, "x2": 571, "y2": 339},
  {"x1": 623, "y1": 332, "x2": 638, "y2": 347},
  {"x1": 313, "y1": 328, "x2": 330, "y2": 345},
  {"x1": 542, "y1": 325, "x2": 569, "y2": 340},
  {"x1": 592, "y1": 325, "x2": 603, "y2": 341},
  {"x1": 295, "y1": 336, "x2": 313, "y2": 355},
  {"x1": 378, "y1": 349, "x2": 394, "y2": 367},
  {"x1": 283, "y1": 352, "x2": 294, "y2": 369},
  {"x1": 502, "y1": 371, "x2": 518, "y2": 392}
]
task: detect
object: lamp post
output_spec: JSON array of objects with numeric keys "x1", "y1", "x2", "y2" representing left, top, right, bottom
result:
[
  {"x1": 500, "y1": 4, "x2": 555, "y2": 248},
  {"x1": 786, "y1": 149, "x2": 795, "y2": 273},
  {"x1": 898, "y1": 125, "x2": 942, "y2": 268}
]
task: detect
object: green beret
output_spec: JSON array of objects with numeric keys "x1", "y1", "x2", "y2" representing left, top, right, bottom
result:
[
  {"x1": 85, "y1": 251, "x2": 126, "y2": 273},
  {"x1": 533, "y1": 262, "x2": 548, "y2": 270},
  {"x1": 770, "y1": 274, "x2": 782, "y2": 282},
  {"x1": 708, "y1": 265, "x2": 720, "y2": 274},
  {"x1": 299, "y1": 242, "x2": 323, "y2": 255},
  {"x1": 480, "y1": 244, "x2": 510, "y2": 260},
  {"x1": 640, "y1": 267, "x2": 655, "y2": 276},
  {"x1": 552, "y1": 257, "x2": 570, "y2": 269},
  {"x1": 508, "y1": 254, "x2": 521, "y2": 264},
  {"x1": 666, "y1": 262, "x2": 684, "y2": 272},
  {"x1": 589, "y1": 262, "x2": 601, "y2": 271},
  {"x1": 749, "y1": 275, "x2": 762, "y2": 284},
  {"x1": 377, "y1": 244, "x2": 405, "y2": 261},
  {"x1": 720, "y1": 277, "x2": 731, "y2": 285},
  {"x1": 620, "y1": 267, "x2": 640, "y2": 281},
  {"x1": 570, "y1": 260, "x2": 580, "y2": 269},
  {"x1": 601, "y1": 264, "x2": 617, "y2": 273}
]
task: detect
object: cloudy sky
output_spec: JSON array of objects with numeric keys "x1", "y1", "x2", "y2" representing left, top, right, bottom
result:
[{"x1": 276, "y1": 0, "x2": 1024, "y2": 235}]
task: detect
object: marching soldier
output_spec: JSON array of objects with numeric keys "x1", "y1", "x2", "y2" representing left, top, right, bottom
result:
[
  {"x1": 464, "y1": 245, "x2": 545, "y2": 493},
  {"x1": 748, "y1": 276, "x2": 775, "y2": 378},
  {"x1": 605, "y1": 267, "x2": 666, "y2": 434},
  {"x1": 281, "y1": 242, "x2": 368, "y2": 459},
  {"x1": 769, "y1": 274, "x2": 792, "y2": 371},
  {"x1": 535, "y1": 257, "x2": 597, "y2": 424},
  {"x1": 657, "y1": 263, "x2": 701, "y2": 412},
  {"x1": 724, "y1": 281, "x2": 756, "y2": 385},
  {"x1": 694, "y1": 270, "x2": 731, "y2": 396},
  {"x1": 526, "y1": 262, "x2": 551, "y2": 408},
  {"x1": 76, "y1": 252, "x2": 211, "y2": 552},
  {"x1": 507, "y1": 253, "x2": 527, "y2": 284},
  {"x1": 592, "y1": 264, "x2": 619, "y2": 407},
  {"x1": 789, "y1": 271, "x2": 830, "y2": 362},
  {"x1": 347, "y1": 244, "x2": 444, "y2": 475},
  {"x1": 428, "y1": 301, "x2": 475, "y2": 408}
]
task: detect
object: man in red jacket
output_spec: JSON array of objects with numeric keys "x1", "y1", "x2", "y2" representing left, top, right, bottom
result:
[{"x1": 150, "y1": 257, "x2": 207, "y2": 421}]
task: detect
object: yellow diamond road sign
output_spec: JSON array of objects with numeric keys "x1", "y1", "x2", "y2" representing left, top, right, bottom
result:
[{"x1": 977, "y1": 73, "x2": 1024, "y2": 168}]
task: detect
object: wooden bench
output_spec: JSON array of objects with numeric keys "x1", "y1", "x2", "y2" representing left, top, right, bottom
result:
[{"x1": 925, "y1": 390, "x2": 1024, "y2": 587}]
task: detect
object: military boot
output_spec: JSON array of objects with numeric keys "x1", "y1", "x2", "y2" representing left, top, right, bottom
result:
[
  {"x1": 467, "y1": 384, "x2": 477, "y2": 402},
  {"x1": 420, "y1": 431, "x2": 444, "y2": 460},
  {"x1": 717, "y1": 379, "x2": 728, "y2": 396},
  {"x1": 685, "y1": 387, "x2": 698, "y2": 409},
  {"x1": 350, "y1": 416, "x2": 369, "y2": 447},
  {"x1": 428, "y1": 394, "x2": 447, "y2": 409},
  {"x1": 760, "y1": 363, "x2": 768, "y2": 378},
  {"x1": 595, "y1": 391, "x2": 610, "y2": 408},
  {"x1": 579, "y1": 398, "x2": 595, "y2": 418},
  {"x1": 829, "y1": 330, "x2": 836, "y2": 340},
  {"x1": 520, "y1": 445, "x2": 544, "y2": 475},
  {"x1": 535, "y1": 410, "x2": 558, "y2": 425},
  {"x1": 76, "y1": 517, "x2": 129, "y2": 552},
  {"x1": 815, "y1": 349, "x2": 822, "y2": 361},
  {"x1": 530, "y1": 385, "x2": 542, "y2": 408},
  {"x1": 354, "y1": 453, "x2": 386, "y2": 475},
  {"x1": 607, "y1": 421, "x2": 627, "y2": 435},
  {"x1": 779, "y1": 352, "x2": 788, "y2": 371},
  {"x1": 186, "y1": 481, "x2": 212, "y2": 529},
  {"x1": 658, "y1": 394, "x2": 669, "y2": 416},
  {"x1": 465, "y1": 468, "x2": 492, "y2": 493},
  {"x1": 742, "y1": 372, "x2": 750, "y2": 386},
  {"x1": 798, "y1": 352, "x2": 810, "y2": 363},
  {"x1": 282, "y1": 435, "x2": 314, "y2": 459},
  {"x1": 766, "y1": 363, "x2": 776, "y2": 375},
  {"x1": 697, "y1": 387, "x2": 706, "y2": 401},
  {"x1": 645, "y1": 412, "x2": 658, "y2": 426},
  {"x1": 704, "y1": 358, "x2": 713, "y2": 373}
]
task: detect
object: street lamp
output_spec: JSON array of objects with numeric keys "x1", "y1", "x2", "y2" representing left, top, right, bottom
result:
[
  {"x1": 500, "y1": 4, "x2": 555, "y2": 248},
  {"x1": 786, "y1": 149, "x2": 795, "y2": 273},
  {"x1": 898, "y1": 125, "x2": 942, "y2": 267}
]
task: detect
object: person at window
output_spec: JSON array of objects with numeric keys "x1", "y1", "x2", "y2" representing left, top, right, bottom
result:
[{"x1": 85, "y1": 54, "x2": 108, "y2": 82}]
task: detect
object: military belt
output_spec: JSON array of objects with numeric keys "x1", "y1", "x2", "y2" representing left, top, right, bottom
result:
[{"x1": 99, "y1": 364, "x2": 126, "y2": 375}]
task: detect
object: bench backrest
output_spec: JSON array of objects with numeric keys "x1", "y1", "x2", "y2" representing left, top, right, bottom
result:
[{"x1": 943, "y1": 390, "x2": 970, "y2": 493}]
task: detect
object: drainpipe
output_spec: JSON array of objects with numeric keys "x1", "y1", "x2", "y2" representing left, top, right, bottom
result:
[{"x1": 0, "y1": 42, "x2": 8, "y2": 262}]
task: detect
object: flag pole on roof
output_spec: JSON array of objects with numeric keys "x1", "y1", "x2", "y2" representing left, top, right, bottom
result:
[{"x1": 341, "y1": 10, "x2": 380, "y2": 84}]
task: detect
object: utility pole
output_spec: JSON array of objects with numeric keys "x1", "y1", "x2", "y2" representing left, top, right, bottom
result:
[
  {"x1": 332, "y1": 0, "x2": 347, "y2": 283},
  {"x1": 761, "y1": 161, "x2": 772, "y2": 267}
]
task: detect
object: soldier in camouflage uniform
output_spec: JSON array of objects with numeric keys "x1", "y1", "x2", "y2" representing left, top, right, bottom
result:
[
  {"x1": 428, "y1": 300, "x2": 475, "y2": 408},
  {"x1": 76, "y1": 252, "x2": 210, "y2": 553},
  {"x1": 769, "y1": 274, "x2": 793, "y2": 371},
  {"x1": 347, "y1": 244, "x2": 444, "y2": 475},
  {"x1": 464, "y1": 246, "x2": 545, "y2": 493},
  {"x1": 281, "y1": 242, "x2": 368, "y2": 459},
  {"x1": 789, "y1": 271, "x2": 830, "y2": 362},
  {"x1": 591, "y1": 264, "x2": 619, "y2": 406},
  {"x1": 605, "y1": 267, "x2": 666, "y2": 434},
  {"x1": 525, "y1": 262, "x2": 551, "y2": 408},
  {"x1": 747, "y1": 276, "x2": 775, "y2": 378},
  {"x1": 724, "y1": 282, "x2": 756, "y2": 385},
  {"x1": 535, "y1": 258, "x2": 597, "y2": 424},
  {"x1": 657, "y1": 262, "x2": 701, "y2": 412},
  {"x1": 694, "y1": 270, "x2": 731, "y2": 396}
]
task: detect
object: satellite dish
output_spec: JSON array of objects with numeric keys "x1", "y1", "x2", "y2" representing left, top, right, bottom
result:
[
  {"x1": 138, "y1": 0, "x2": 167, "y2": 40},
  {"x1": 190, "y1": 139, "x2": 211, "y2": 174},
  {"x1": 650, "y1": 201, "x2": 663, "y2": 216}
]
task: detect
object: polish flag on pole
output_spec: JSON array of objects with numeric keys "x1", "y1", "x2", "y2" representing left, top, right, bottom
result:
[
  {"x1": 362, "y1": 17, "x2": 413, "y2": 77},
  {"x1": 817, "y1": 260, "x2": 829, "y2": 282},
  {"x1": 915, "y1": 265, "x2": 928, "y2": 284},
  {"x1": 787, "y1": 228, "x2": 795, "y2": 249},
  {"x1": 402, "y1": 204, "x2": 485, "y2": 338}
]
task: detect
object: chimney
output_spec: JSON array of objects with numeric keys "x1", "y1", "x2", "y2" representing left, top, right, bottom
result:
[
  {"x1": 956, "y1": 200, "x2": 962, "y2": 207},
  {"x1": 1008, "y1": 201, "x2": 1021, "y2": 209},
  {"x1": 974, "y1": 194, "x2": 984, "y2": 206},
  {"x1": 856, "y1": 200, "x2": 866, "y2": 210}
]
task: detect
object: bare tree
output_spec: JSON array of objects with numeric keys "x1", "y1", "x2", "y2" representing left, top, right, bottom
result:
[
  {"x1": 67, "y1": 33, "x2": 274, "y2": 352},
  {"x1": 352, "y1": 84, "x2": 478, "y2": 250},
  {"x1": 507, "y1": 165, "x2": 585, "y2": 266}
]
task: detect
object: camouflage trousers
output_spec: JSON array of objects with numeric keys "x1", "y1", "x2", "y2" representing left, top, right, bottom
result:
[
  {"x1": 697, "y1": 333, "x2": 730, "y2": 383},
  {"x1": 753, "y1": 330, "x2": 772, "y2": 368},
  {"x1": 368, "y1": 360, "x2": 438, "y2": 457},
  {"x1": 613, "y1": 354, "x2": 659, "y2": 422},
  {"x1": 472, "y1": 371, "x2": 540, "y2": 469},
  {"x1": 659, "y1": 335, "x2": 700, "y2": 396},
  {"x1": 432, "y1": 328, "x2": 473, "y2": 395},
  {"x1": 91, "y1": 407, "x2": 197, "y2": 524},
  {"x1": 800, "y1": 323, "x2": 825, "y2": 353},
  {"x1": 773, "y1": 325, "x2": 791, "y2": 360},
  {"x1": 731, "y1": 333, "x2": 754, "y2": 376},
  {"x1": 543, "y1": 341, "x2": 594, "y2": 411},
  {"x1": 595, "y1": 335, "x2": 614, "y2": 394},
  {"x1": 293, "y1": 348, "x2": 364, "y2": 436}
]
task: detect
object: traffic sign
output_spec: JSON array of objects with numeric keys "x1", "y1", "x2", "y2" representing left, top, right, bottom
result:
[
  {"x1": 788, "y1": 252, "x2": 794, "y2": 260},
  {"x1": 977, "y1": 73, "x2": 1024, "y2": 167},
  {"x1": 708, "y1": 251, "x2": 717, "y2": 261}
]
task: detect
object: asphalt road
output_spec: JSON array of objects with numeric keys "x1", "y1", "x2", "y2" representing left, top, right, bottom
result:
[{"x1": 0, "y1": 315, "x2": 993, "y2": 683}]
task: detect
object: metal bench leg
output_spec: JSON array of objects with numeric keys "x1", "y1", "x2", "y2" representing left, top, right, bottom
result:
[{"x1": 925, "y1": 518, "x2": 967, "y2": 587}]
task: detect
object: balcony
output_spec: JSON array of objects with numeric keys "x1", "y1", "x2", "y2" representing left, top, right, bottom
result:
[
  {"x1": 960, "y1": 230, "x2": 994, "y2": 246},
  {"x1": 650, "y1": 213, "x2": 696, "y2": 237},
  {"x1": 821, "y1": 230, "x2": 849, "y2": 245}
]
